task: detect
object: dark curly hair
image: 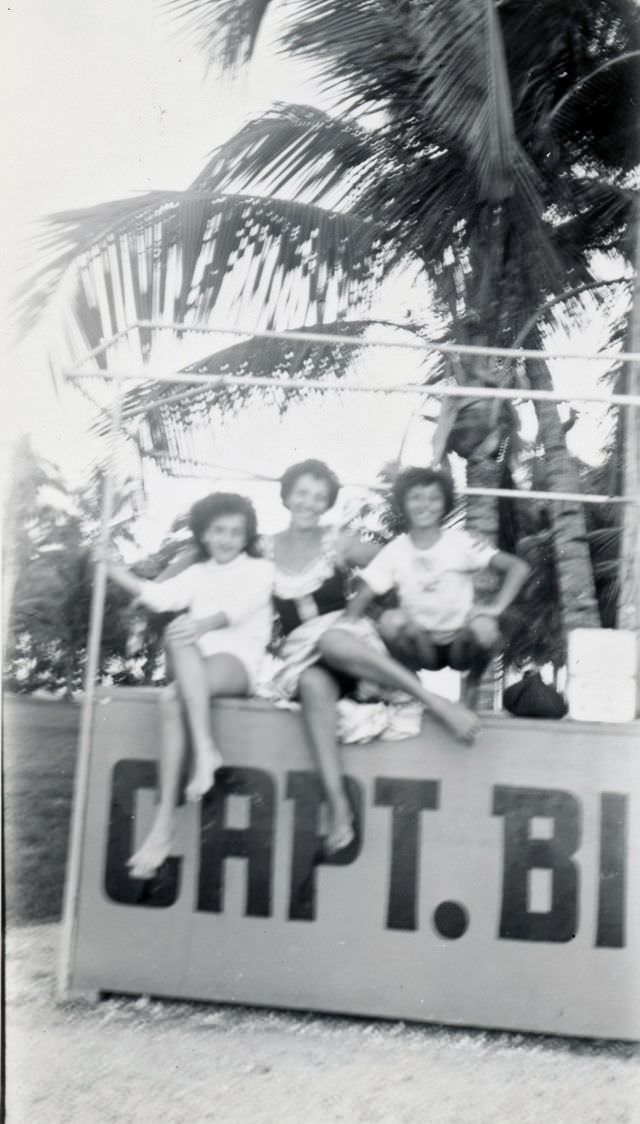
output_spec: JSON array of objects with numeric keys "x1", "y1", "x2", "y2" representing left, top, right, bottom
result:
[
  {"x1": 280, "y1": 459, "x2": 340, "y2": 511},
  {"x1": 188, "y1": 492, "x2": 260, "y2": 558},
  {"x1": 392, "y1": 467, "x2": 455, "y2": 525}
]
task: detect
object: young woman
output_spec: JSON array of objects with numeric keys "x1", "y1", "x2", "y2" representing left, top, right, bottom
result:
[
  {"x1": 101, "y1": 492, "x2": 274, "y2": 879},
  {"x1": 345, "y1": 467, "x2": 530, "y2": 707},
  {"x1": 264, "y1": 460, "x2": 480, "y2": 857}
]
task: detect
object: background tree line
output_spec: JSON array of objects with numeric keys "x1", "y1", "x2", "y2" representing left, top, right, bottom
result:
[{"x1": 4, "y1": 431, "x2": 622, "y2": 696}]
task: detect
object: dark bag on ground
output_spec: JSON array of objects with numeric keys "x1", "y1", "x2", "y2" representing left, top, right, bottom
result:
[{"x1": 503, "y1": 671, "x2": 568, "y2": 719}]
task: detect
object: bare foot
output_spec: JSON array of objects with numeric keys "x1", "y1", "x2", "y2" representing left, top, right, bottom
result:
[
  {"x1": 127, "y1": 820, "x2": 174, "y2": 880},
  {"x1": 429, "y1": 696, "x2": 480, "y2": 743},
  {"x1": 185, "y1": 742, "x2": 224, "y2": 802},
  {"x1": 323, "y1": 798, "x2": 355, "y2": 855}
]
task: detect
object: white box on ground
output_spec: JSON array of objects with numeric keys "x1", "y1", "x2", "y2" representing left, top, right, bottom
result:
[
  {"x1": 568, "y1": 674, "x2": 637, "y2": 723},
  {"x1": 568, "y1": 628, "x2": 637, "y2": 678}
]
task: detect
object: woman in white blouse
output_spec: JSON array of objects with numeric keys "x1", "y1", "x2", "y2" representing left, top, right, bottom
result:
[{"x1": 102, "y1": 493, "x2": 274, "y2": 878}]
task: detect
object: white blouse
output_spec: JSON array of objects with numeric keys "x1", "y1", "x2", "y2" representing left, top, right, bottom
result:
[{"x1": 138, "y1": 553, "x2": 274, "y2": 682}]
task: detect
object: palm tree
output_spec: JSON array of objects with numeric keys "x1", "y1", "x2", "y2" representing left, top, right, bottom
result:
[{"x1": 24, "y1": 0, "x2": 640, "y2": 645}]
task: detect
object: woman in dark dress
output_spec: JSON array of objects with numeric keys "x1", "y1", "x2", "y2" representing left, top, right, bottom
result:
[{"x1": 263, "y1": 460, "x2": 479, "y2": 854}]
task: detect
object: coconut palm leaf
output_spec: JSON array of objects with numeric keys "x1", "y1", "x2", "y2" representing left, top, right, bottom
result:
[
  {"x1": 163, "y1": 0, "x2": 274, "y2": 68},
  {"x1": 554, "y1": 178, "x2": 639, "y2": 258},
  {"x1": 548, "y1": 51, "x2": 640, "y2": 172},
  {"x1": 285, "y1": 0, "x2": 541, "y2": 205},
  {"x1": 95, "y1": 317, "x2": 381, "y2": 445},
  {"x1": 192, "y1": 103, "x2": 377, "y2": 206},
  {"x1": 19, "y1": 190, "x2": 383, "y2": 347}
]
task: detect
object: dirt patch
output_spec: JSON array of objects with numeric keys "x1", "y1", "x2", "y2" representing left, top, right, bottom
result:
[{"x1": 6, "y1": 924, "x2": 638, "y2": 1124}]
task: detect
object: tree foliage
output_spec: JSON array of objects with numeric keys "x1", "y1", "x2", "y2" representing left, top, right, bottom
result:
[{"x1": 4, "y1": 442, "x2": 141, "y2": 694}]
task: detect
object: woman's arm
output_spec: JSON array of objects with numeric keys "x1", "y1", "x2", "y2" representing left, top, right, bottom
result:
[
  {"x1": 99, "y1": 549, "x2": 194, "y2": 615},
  {"x1": 471, "y1": 551, "x2": 530, "y2": 618},
  {"x1": 166, "y1": 609, "x2": 229, "y2": 644},
  {"x1": 193, "y1": 611, "x2": 229, "y2": 634},
  {"x1": 337, "y1": 531, "x2": 381, "y2": 569},
  {"x1": 103, "y1": 559, "x2": 148, "y2": 600},
  {"x1": 156, "y1": 544, "x2": 200, "y2": 582},
  {"x1": 344, "y1": 580, "x2": 377, "y2": 620}
]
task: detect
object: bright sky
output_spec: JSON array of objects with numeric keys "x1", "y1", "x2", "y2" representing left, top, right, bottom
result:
[{"x1": 1, "y1": 0, "x2": 622, "y2": 549}]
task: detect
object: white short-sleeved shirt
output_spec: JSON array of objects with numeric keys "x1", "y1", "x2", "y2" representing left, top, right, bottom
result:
[
  {"x1": 361, "y1": 529, "x2": 497, "y2": 639},
  {"x1": 138, "y1": 554, "x2": 274, "y2": 685}
]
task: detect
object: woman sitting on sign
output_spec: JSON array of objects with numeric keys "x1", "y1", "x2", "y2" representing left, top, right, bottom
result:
[
  {"x1": 344, "y1": 467, "x2": 530, "y2": 708},
  {"x1": 101, "y1": 492, "x2": 274, "y2": 879},
  {"x1": 261, "y1": 459, "x2": 479, "y2": 857}
]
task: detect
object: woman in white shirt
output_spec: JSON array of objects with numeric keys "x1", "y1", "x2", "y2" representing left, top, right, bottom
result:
[
  {"x1": 102, "y1": 493, "x2": 274, "y2": 878},
  {"x1": 345, "y1": 467, "x2": 530, "y2": 707}
]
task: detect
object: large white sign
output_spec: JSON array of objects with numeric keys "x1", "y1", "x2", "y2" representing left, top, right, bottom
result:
[{"x1": 65, "y1": 688, "x2": 639, "y2": 1040}]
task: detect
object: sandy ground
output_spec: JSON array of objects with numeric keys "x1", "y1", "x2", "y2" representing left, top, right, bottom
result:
[{"x1": 6, "y1": 924, "x2": 639, "y2": 1124}]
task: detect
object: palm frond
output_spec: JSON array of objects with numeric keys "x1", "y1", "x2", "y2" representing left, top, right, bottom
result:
[
  {"x1": 96, "y1": 318, "x2": 380, "y2": 446},
  {"x1": 192, "y1": 103, "x2": 377, "y2": 207},
  {"x1": 163, "y1": 0, "x2": 274, "y2": 69},
  {"x1": 410, "y1": 0, "x2": 522, "y2": 203},
  {"x1": 553, "y1": 179, "x2": 638, "y2": 260},
  {"x1": 18, "y1": 190, "x2": 383, "y2": 347},
  {"x1": 115, "y1": 319, "x2": 391, "y2": 472},
  {"x1": 548, "y1": 51, "x2": 640, "y2": 172}
]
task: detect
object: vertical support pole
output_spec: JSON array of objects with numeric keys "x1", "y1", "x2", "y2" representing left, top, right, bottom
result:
[
  {"x1": 57, "y1": 370, "x2": 125, "y2": 999},
  {"x1": 618, "y1": 200, "x2": 640, "y2": 715}
]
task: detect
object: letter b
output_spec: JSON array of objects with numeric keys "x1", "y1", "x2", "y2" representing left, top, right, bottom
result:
[{"x1": 493, "y1": 785, "x2": 580, "y2": 942}]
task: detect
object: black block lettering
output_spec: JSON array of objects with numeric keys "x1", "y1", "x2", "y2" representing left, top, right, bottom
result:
[
  {"x1": 287, "y1": 771, "x2": 363, "y2": 922},
  {"x1": 375, "y1": 777, "x2": 439, "y2": 931},
  {"x1": 493, "y1": 785, "x2": 580, "y2": 942},
  {"x1": 197, "y1": 766, "x2": 275, "y2": 917},
  {"x1": 596, "y1": 793, "x2": 627, "y2": 949},
  {"x1": 104, "y1": 760, "x2": 181, "y2": 908}
]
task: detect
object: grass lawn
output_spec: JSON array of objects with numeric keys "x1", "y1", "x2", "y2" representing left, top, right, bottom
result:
[{"x1": 4, "y1": 696, "x2": 79, "y2": 925}]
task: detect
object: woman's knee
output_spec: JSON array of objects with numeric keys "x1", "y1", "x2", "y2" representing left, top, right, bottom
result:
[
  {"x1": 315, "y1": 628, "x2": 346, "y2": 662},
  {"x1": 377, "y1": 609, "x2": 407, "y2": 644},
  {"x1": 468, "y1": 615, "x2": 502, "y2": 652},
  {"x1": 205, "y1": 654, "x2": 250, "y2": 697}
]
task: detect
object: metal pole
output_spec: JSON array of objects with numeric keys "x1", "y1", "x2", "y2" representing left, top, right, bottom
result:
[
  {"x1": 618, "y1": 199, "x2": 640, "y2": 715},
  {"x1": 63, "y1": 368, "x2": 640, "y2": 408},
  {"x1": 57, "y1": 370, "x2": 125, "y2": 999},
  {"x1": 130, "y1": 319, "x2": 640, "y2": 366},
  {"x1": 137, "y1": 451, "x2": 638, "y2": 504}
]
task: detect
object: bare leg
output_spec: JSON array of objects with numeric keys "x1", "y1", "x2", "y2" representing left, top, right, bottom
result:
[
  {"x1": 452, "y1": 619, "x2": 502, "y2": 711},
  {"x1": 167, "y1": 635, "x2": 249, "y2": 801},
  {"x1": 298, "y1": 666, "x2": 353, "y2": 851},
  {"x1": 378, "y1": 609, "x2": 443, "y2": 671},
  {"x1": 128, "y1": 685, "x2": 186, "y2": 879},
  {"x1": 317, "y1": 628, "x2": 479, "y2": 743}
]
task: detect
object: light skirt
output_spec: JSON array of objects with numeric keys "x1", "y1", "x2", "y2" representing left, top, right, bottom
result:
[{"x1": 258, "y1": 611, "x2": 389, "y2": 702}]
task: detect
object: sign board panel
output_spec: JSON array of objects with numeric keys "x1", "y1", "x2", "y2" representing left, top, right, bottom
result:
[{"x1": 66, "y1": 688, "x2": 640, "y2": 1039}]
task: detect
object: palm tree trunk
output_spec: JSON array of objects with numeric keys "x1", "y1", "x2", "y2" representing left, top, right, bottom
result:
[
  {"x1": 527, "y1": 359, "x2": 600, "y2": 636},
  {"x1": 465, "y1": 448, "x2": 501, "y2": 544},
  {"x1": 465, "y1": 444, "x2": 502, "y2": 711}
]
